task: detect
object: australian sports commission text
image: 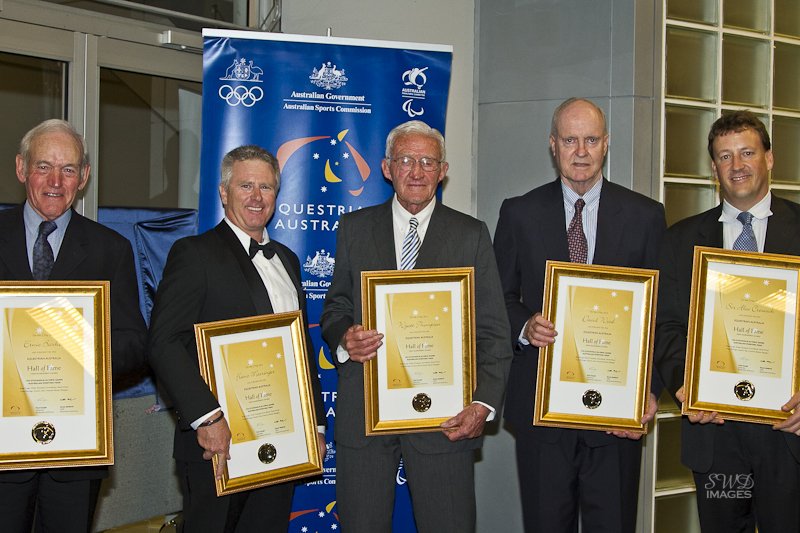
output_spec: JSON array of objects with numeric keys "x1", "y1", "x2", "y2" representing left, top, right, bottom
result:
[{"x1": 283, "y1": 103, "x2": 371, "y2": 114}]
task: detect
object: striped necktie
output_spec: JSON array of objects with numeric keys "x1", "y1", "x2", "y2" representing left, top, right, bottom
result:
[{"x1": 400, "y1": 218, "x2": 420, "y2": 270}]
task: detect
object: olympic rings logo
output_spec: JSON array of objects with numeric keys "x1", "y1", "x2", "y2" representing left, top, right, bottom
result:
[{"x1": 219, "y1": 85, "x2": 263, "y2": 107}]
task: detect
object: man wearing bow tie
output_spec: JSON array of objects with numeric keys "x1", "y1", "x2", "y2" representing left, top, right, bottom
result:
[{"x1": 147, "y1": 145, "x2": 326, "y2": 533}]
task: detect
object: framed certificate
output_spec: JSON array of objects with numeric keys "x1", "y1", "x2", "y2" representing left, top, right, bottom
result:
[
  {"x1": 195, "y1": 312, "x2": 323, "y2": 496},
  {"x1": 684, "y1": 247, "x2": 800, "y2": 424},
  {"x1": 361, "y1": 268, "x2": 476, "y2": 435},
  {"x1": 0, "y1": 281, "x2": 112, "y2": 470},
  {"x1": 533, "y1": 261, "x2": 658, "y2": 434}
]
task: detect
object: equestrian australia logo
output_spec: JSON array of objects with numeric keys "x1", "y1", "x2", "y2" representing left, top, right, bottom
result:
[
  {"x1": 309, "y1": 62, "x2": 348, "y2": 90},
  {"x1": 401, "y1": 66, "x2": 428, "y2": 118},
  {"x1": 218, "y1": 57, "x2": 264, "y2": 107}
]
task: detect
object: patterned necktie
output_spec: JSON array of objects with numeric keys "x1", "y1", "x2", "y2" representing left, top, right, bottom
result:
[
  {"x1": 567, "y1": 199, "x2": 588, "y2": 264},
  {"x1": 733, "y1": 211, "x2": 758, "y2": 252},
  {"x1": 400, "y1": 218, "x2": 420, "y2": 270},
  {"x1": 32, "y1": 221, "x2": 57, "y2": 281}
]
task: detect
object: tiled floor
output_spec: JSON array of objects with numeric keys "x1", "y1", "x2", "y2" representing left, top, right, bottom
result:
[{"x1": 101, "y1": 514, "x2": 180, "y2": 532}]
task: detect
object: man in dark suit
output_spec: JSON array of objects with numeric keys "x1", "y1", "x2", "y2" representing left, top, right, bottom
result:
[
  {"x1": 493, "y1": 98, "x2": 666, "y2": 532},
  {"x1": 655, "y1": 110, "x2": 800, "y2": 532},
  {"x1": 319, "y1": 120, "x2": 511, "y2": 532},
  {"x1": 0, "y1": 119, "x2": 147, "y2": 532},
  {"x1": 147, "y1": 145, "x2": 326, "y2": 533}
]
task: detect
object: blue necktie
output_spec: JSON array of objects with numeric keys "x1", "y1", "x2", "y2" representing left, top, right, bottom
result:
[
  {"x1": 32, "y1": 221, "x2": 57, "y2": 280},
  {"x1": 733, "y1": 212, "x2": 758, "y2": 252},
  {"x1": 400, "y1": 218, "x2": 420, "y2": 270}
]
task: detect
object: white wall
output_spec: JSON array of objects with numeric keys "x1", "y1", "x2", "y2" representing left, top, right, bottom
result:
[{"x1": 283, "y1": 0, "x2": 477, "y2": 216}]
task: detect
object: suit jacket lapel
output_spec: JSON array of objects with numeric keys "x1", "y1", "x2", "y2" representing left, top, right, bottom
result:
[
  {"x1": 415, "y1": 201, "x2": 449, "y2": 269},
  {"x1": 0, "y1": 204, "x2": 34, "y2": 280},
  {"x1": 538, "y1": 179, "x2": 571, "y2": 262},
  {"x1": 371, "y1": 199, "x2": 397, "y2": 269},
  {"x1": 593, "y1": 179, "x2": 625, "y2": 265},
  {"x1": 765, "y1": 196, "x2": 799, "y2": 253},
  {"x1": 698, "y1": 205, "x2": 724, "y2": 248},
  {"x1": 50, "y1": 209, "x2": 88, "y2": 280},
  {"x1": 214, "y1": 222, "x2": 274, "y2": 315}
]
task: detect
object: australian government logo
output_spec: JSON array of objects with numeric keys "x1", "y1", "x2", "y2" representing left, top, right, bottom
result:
[
  {"x1": 218, "y1": 58, "x2": 263, "y2": 107},
  {"x1": 401, "y1": 66, "x2": 428, "y2": 118},
  {"x1": 283, "y1": 61, "x2": 370, "y2": 115},
  {"x1": 705, "y1": 473, "x2": 753, "y2": 499}
]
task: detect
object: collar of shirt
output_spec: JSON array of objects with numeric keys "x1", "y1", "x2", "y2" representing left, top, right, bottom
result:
[
  {"x1": 560, "y1": 178, "x2": 602, "y2": 264},
  {"x1": 719, "y1": 192, "x2": 772, "y2": 252},
  {"x1": 224, "y1": 216, "x2": 269, "y2": 250},
  {"x1": 24, "y1": 202, "x2": 72, "y2": 269},
  {"x1": 392, "y1": 194, "x2": 436, "y2": 267}
]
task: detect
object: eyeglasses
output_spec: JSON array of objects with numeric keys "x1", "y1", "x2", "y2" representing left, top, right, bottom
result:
[{"x1": 390, "y1": 156, "x2": 442, "y2": 172}]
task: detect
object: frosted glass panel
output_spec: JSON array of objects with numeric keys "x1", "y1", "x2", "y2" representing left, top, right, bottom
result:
[
  {"x1": 774, "y1": 42, "x2": 800, "y2": 111},
  {"x1": 655, "y1": 493, "x2": 701, "y2": 533},
  {"x1": 722, "y1": 35, "x2": 770, "y2": 107},
  {"x1": 666, "y1": 28, "x2": 718, "y2": 101},
  {"x1": 772, "y1": 116, "x2": 800, "y2": 183},
  {"x1": 776, "y1": 0, "x2": 800, "y2": 38},
  {"x1": 664, "y1": 183, "x2": 718, "y2": 227},
  {"x1": 665, "y1": 106, "x2": 717, "y2": 178},
  {"x1": 723, "y1": 0, "x2": 771, "y2": 33},
  {"x1": 656, "y1": 417, "x2": 695, "y2": 491},
  {"x1": 667, "y1": 0, "x2": 717, "y2": 25}
]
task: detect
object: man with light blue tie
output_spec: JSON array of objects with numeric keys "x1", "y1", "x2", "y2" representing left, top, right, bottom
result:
[{"x1": 655, "y1": 110, "x2": 800, "y2": 532}]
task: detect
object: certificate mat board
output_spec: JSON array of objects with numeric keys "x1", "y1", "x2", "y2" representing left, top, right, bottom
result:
[
  {"x1": 361, "y1": 268, "x2": 475, "y2": 435},
  {"x1": 534, "y1": 262, "x2": 658, "y2": 434},
  {"x1": 0, "y1": 282, "x2": 112, "y2": 470},
  {"x1": 195, "y1": 312, "x2": 322, "y2": 496},
  {"x1": 684, "y1": 247, "x2": 800, "y2": 424}
]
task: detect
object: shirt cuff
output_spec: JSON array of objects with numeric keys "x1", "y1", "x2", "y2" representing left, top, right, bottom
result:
[
  {"x1": 472, "y1": 401, "x2": 496, "y2": 422},
  {"x1": 518, "y1": 321, "x2": 530, "y2": 346},
  {"x1": 191, "y1": 407, "x2": 221, "y2": 430},
  {"x1": 336, "y1": 344, "x2": 350, "y2": 363},
  {"x1": 317, "y1": 425, "x2": 326, "y2": 434}
]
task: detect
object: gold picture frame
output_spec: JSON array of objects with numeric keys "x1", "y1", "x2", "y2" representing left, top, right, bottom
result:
[
  {"x1": 361, "y1": 268, "x2": 476, "y2": 435},
  {"x1": 534, "y1": 261, "x2": 658, "y2": 434},
  {"x1": 194, "y1": 311, "x2": 323, "y2": 496},
  {"x1": 684, "y1": 246, "x2": 800, "y2": 424},
  {"x1": 0, "y1": 281, "x2": 112, "y2": 470}
]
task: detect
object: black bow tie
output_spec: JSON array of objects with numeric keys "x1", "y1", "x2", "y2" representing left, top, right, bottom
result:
[{"x1": 249, "y1": 239, "x2": 276, "y2": 259}]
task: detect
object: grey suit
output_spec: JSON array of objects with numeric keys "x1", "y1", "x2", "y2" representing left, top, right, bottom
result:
[
  {"x1": 320, "y1": 198, "x2": 511, "y2": 531},
  {"x1": 655, "y1": 196, "x2": 800, "y2": 532}
]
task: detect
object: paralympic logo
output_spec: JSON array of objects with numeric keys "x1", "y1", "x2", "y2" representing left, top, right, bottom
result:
[{"x1": 219, "y1": 85, "x2": 264, "y2": 107}]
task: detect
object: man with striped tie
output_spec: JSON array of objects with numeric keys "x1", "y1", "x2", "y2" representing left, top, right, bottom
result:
[
  {"x1": 320, "y1": 120, "x2": 511, "y2": 532},
  {"x1": 655, "y1": 110, "x2": 800, "y2": 532}
]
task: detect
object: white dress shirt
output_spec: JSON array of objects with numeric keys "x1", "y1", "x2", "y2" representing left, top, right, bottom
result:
[{"x1": 719, "y1": 192, "x2": 771, "y2": 252}]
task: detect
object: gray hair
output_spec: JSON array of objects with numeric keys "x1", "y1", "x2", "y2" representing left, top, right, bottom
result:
[
  {"x1": 385, "y1": 120, "x2": 446, "y2": 162},
  {"x1": 551, "y1": 97, "x2": 608, "y2": 138},
  {"x1": 220, "y1": 145, "x2": 281, "y2": 192},
  {"x1": 19, "y1": 119, "x2": 89, "y2": 177}
]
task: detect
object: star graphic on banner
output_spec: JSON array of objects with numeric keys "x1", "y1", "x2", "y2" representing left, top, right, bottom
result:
[
  {"x1": 276, "y1": 353, "x2": 282, "y2": 359},
  {"x1": 36, "y1": 327, "x2": 43, "y2": 334},
  {"x1": 318, "y1": 511, "x2": 325, "y2": 518},
  {"x1": 744, "y1": 293, "x2": 751, "y2": 299},
  {"x1": 313, "y1": 153, "x2": 319, "y2": 159},
  {"x1": 443, "y1": 306, "x2": 449, "y2": 312},
  {"x1": 343, "y1": 152, "x2": 350, "y2": 159},
  {"x1": 764, "y1": 280, "x2": 770, "y2": 286},
  {"x1": 332, "y1": 525, "x2": 338, "y2": 530},
  {"x1": 334, "y1": 161, "x2": 339, "y2": 166},
  {"x1": 593, "y1": 305, "x2": 599, "y2": 311},
  {"x1": 262, "y1": 341, "x2": 268, "y2": 348},
  {"x1": 611, "y1": 292, "x2": 617, "y2": 297},
  {"x1": 624, "y1": 305, "x2": 630, "y2": 311},
  {"x1": 248, "y1": 359, "x2": 254, "y2": 366},
  {"x1": 330, "y1": 139, "x2": 337, "y2": 146},
  {"x1": 321, "y1": 186, "x2": 327, "y2": 192},
  {"x1": 413, "y1": 310, "x2": 418, "y2": 316},
  {"x1": 429, "y1": 294, "x2": 435, "y2": 300},
  {"x1": 302, "y1": 528, "x2": 308, "y2": 533}
]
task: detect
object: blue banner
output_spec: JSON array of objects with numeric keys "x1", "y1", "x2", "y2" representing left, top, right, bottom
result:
[{"x1": 201, "y1": 30, "x2": 452, "y2": 532}]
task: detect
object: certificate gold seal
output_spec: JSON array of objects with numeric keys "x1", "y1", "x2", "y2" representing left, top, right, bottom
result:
[
  {"x1": 582, "y1": 390, "x2": 602, "y2": 409},
  {"x1": 412, "y1": 393, "x2": 432, "y2": 412},
  {"x1": 257, "y1": 443, "x2": 277, "y2": 464},
  {"x1": 734, "y1": 380, "x2": 756, "y2": 401},
  {"x1": 31, "y1": 421, "x2": 56, "y2": 444}
]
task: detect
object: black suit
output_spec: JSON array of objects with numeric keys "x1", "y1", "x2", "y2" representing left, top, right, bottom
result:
[
  {"x1": 0, "y1": 203, "x2": 147, "y2": 531},
  {"x1": 493, "y1": 178, "x2": 666, "y2": 532},
  {"x1": 320, "y1": 198, "x2": 511, "y2": 532},
  {"x1": 655, "y1": 196, "x2": 800, "y2": 532},
  {"x1": 147, "y1": 221, "x2": 325, "y2": 532}
]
